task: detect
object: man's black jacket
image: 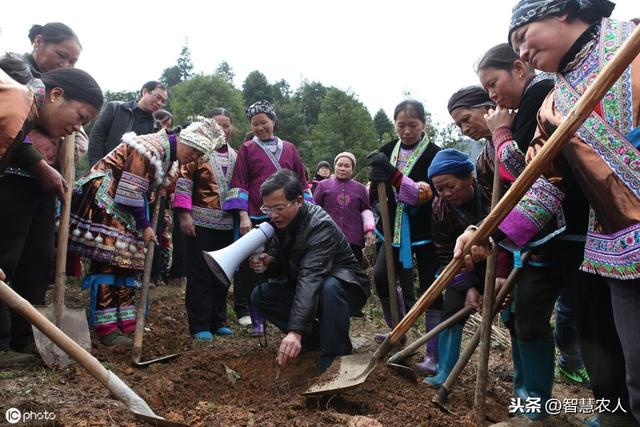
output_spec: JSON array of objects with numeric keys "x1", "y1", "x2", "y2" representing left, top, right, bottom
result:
[
  {"x1": 87, "y1": 100, "x2": 138, "y2": 166},
  {"x1": 264, "y1": 203, "x2": 370, "y2": 333}
]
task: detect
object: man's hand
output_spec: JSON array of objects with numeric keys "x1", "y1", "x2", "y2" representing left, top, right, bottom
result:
[
  {"x1": 249, "y1": 253, "x2": 269, "y2": 273},
  {"x1": 179, "y1": 212, "x2": 196, "y2": 237},
  {"x1": 465, "y1": 287, "x2": 482, "y2": 311},
  {"x1": 0, "y1": 268, "x2": 5, "y2": 281},
  {"x1": 484, "y1": 105, "x2": 515, "y2": 133},
  {"x1": 239, "y1": 211, "x2": 252, "y2": 236},
  {"x1": 453, "y1": 228, "x2": 491, "y2": 271},
  {"x1": 32, "y1": 159, "x2": 67, "y2": 199},
  {"x1": 277, "y1": 331, "x2": 302, "y2": 367}
]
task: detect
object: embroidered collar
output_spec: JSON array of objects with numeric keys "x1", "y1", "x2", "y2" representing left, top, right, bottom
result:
[{"x1": 559, "y1": 23, "x2": 600, "y2": 72}]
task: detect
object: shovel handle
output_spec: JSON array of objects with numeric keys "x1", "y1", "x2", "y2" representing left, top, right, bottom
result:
[
  {"x1": 474, "y1": 150, "x2": 503, "y2": 422},
  {"x1": 384, "y1": 25, "x2": 640, "y2": 349},
  {"x1": 53, "y1": 133, "x2": 75, "y2": 325},
  {"x1": 0, "y1": 279, "x2": 109, "y2": 384},
  {"x1": 377, "y1": 182, "x2": 399, "y2": 326},
  {"x1": 0, "y1": 279, "x2": 164, "y2": 420},
  {"x1": 132, "y1": 195, "x2": 164, "y2": 359}
]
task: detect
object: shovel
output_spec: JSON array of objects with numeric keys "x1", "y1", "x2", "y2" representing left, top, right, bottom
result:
[
  {"x1": 32, "y1": 133, "x2": 91, "y2": 368},
  {"x1": 0, "y1": 279, "x2": 186, "y2": 426},
  {"x1": 377, "y1": 182, "x2": 400, "y2": 327},
  {"x1": 302, "y1": 26, "x2": 640, "y2": 396},
  {"x1": 132, "y1": 194, "x2": 180, "y2": 367}
]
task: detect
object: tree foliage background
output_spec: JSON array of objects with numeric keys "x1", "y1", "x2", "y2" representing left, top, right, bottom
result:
[{"x1": 92, "y1": 44, "x2": 466, "y2": 181}]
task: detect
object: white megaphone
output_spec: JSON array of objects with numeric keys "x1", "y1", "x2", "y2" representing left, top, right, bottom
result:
[{"x1": 202, "y1": 222, "x2": 275, "y2": 287}]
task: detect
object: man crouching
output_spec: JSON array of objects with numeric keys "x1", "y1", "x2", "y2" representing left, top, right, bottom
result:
[{"x1": 250, "y1": 169, "x2": 370, "y2": 371}]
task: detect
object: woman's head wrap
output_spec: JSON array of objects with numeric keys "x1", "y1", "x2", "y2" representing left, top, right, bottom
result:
[
  {"x1": 316, "y1": 160, "x2": 331, "y2": 171},
  {"x1": 509, "y1": 0, "x2": 614, "y2": 43},
  {"x1": 447, "y1": 86, "x2": 495, "y2": 115},
  {"x1": 428, "y1": 149, "x2": 475, "y2": 179},
  {"x1": 179, "y1": 116, "x2": 225, "y2": 156},
  {"x1": 245, "y1": 99, "x2": 277, "y2": 122},
  {"x1": 334, "y1": 152, "x2": 357, "y2": 168}
]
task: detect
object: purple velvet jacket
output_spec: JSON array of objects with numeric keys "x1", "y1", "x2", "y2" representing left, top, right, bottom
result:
[
  {"x1": 222, "y1": 138, "x2": 311, "y2": 218},
  {"x1": 314, "y1": 177, "x2": 374, "y2": 246}
]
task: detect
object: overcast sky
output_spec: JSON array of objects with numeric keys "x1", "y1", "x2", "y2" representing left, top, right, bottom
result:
[{"x1": 1, "y1": 0, "x2": 637, "y2": 128}]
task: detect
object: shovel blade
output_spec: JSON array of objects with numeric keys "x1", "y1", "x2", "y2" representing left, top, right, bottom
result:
[
  {"x1": 302, "y1": 353, "x2": 377, "y2": 396},
  {"x1": 33, "y1": 305, "x2": 91, "y2": 368}
]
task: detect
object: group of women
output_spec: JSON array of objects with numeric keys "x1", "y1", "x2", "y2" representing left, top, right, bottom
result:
[
  {"x1": 0, "y1": 1, "x2": 639, "y2": 424},
  {"x1": 452, "y1": 1, "x2": 640, "y2": 425},
  {"x1": 364, "y1": 1, "x2": 640, "y2": 425}
]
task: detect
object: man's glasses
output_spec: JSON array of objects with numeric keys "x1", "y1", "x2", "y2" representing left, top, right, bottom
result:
[
  {"x1": 151, "y1": 92, "x2": 167, "y2": 106},
  {"x1": 260, "y1": 200, "x2": 295, "y2": 215}
]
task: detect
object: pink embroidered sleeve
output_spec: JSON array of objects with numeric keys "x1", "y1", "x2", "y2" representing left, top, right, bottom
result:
[
  {"x1": 361, "y1": 209, "x2": 375, "y2": 233},
  {"x1": 397, "y1": 175, "x2": 419, "y2": 205},
  {"x1": 493, "y1": 126, "x2": 520, "y2": 182}
]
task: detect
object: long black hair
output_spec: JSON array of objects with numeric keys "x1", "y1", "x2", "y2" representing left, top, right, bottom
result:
[
  {"x1": 41, "y1": 68, "x2": 103, "y2": 111},
  {"x1": 393, "y1": 99, "x2": 427, "y2": 123},
  {"x1": 28, "y1": 22, "x2": 81, "y2": 48},
  {"x1": 208, "y1": 107, "x2": 234, "y2": 123}
]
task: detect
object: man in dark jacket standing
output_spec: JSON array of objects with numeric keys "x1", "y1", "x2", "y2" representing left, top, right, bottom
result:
[
  {"x1": 250, "y1": 170, "x2": 370, "y2": 371},
  {"x1": 87, "y1": 80, "x2": 167, "y2": 165}
]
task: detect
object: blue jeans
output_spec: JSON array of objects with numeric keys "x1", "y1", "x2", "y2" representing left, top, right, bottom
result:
[{"x1": 251, "y1": 276, "x2": 366, "y2": 371}]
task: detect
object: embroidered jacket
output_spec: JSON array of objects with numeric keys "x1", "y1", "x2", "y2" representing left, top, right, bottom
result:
[
  {"x1": 74, "y1": 130, "x2": 174, "y2": 231},
  {"x1": 173, "y1": 145, "x2": 237, "y2": 230},
  {"x1": 223, "y1": 137, "x2": 312, "y2": 218},
  {"x1": 534, "y1": 18, "x2": 640, "y2": 279}
]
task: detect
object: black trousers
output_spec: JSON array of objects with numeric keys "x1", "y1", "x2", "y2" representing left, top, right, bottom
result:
[
  {"x1": 0, "y1": 175, "x2": 55, "y2": 351},
  {"x1": 168, "y1": 209, "x2": 188, "y2": 279},
  {"x1": 555, "y1": 241, "x2": 632, "y2": 415},
  {"x1": 251, "y1": 276, "x2": 366, "y2": 369},
  {"x1": 514, "y1": 243, "x2": 563, "y2": 342},
  {"x1": 608, "y1": 278, "x2": 640, "y2": 422},
  {"x1": 373, "y1": 243, "x2": 441, "y2": 311},
  {"x1": 184, "y1": 226, "x2": 233, "y2": 334}
]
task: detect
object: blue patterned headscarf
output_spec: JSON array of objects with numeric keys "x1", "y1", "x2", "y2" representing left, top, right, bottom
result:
[
  {"x1": 509, "y1": 0, "x2": 615, "y2": 43},
  {"x1": 428, "y1": 149, "x2": 475, "y2": 179},
  {"x1": 245, "y1": 99, "x2": 278, "y2": 122}
]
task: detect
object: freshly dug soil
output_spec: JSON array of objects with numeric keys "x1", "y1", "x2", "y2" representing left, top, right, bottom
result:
[{"x1": 0, "y1": 283, "x2": 591, "y2": 426}]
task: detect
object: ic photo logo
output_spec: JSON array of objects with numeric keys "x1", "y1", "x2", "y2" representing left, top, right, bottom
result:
[
  {"x1": 5, "y1": 408, "x2": 21, "y2": 424},
  {"x1": 4, "y1": 407, "x2": 56, "y2": 424}
]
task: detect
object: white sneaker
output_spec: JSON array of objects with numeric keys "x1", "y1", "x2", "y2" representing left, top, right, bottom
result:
[{"x1": 238, "y1": 315, "x2": 252, "y2": 327}]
